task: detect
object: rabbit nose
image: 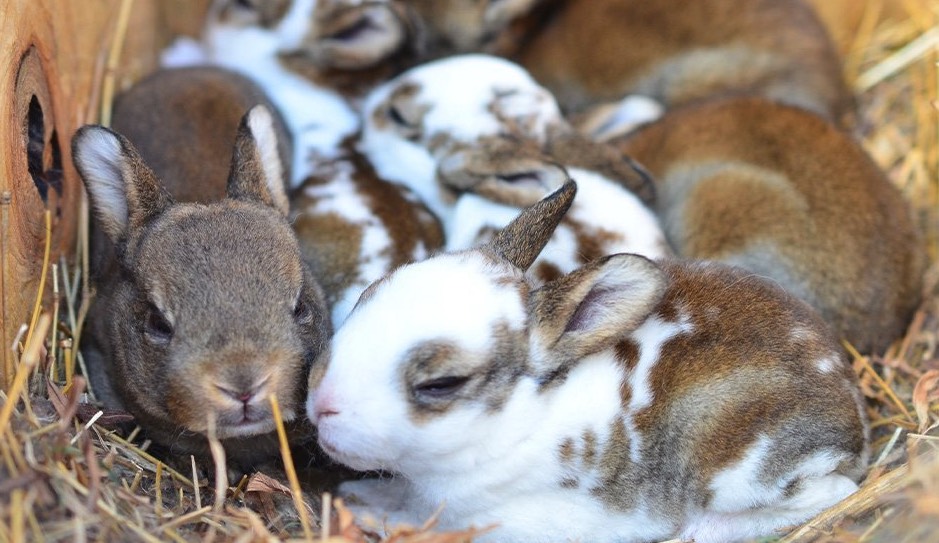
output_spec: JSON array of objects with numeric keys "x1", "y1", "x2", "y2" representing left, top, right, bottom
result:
[
  {"x1": 217, "y1": 386, "x2": 256, "y2": 404},
  {"x1": 311, "y1": 392, "x2": 340, "y2": 422},
  {"x1": 216, "y1": 377, "x2": 269, "y2": 405}
]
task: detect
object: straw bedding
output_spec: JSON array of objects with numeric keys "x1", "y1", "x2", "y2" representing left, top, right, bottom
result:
[{"x1": 1, "y1": 1, "x2": 937, "y2": 541}]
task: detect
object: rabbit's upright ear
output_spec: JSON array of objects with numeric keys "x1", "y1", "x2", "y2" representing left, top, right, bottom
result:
[
  {"x1": 72, "y1": 126, "x2": 173, "y2": 242},
  {"x1": 487, "y1": 180, "x2": 576, "y2": 270},
  {"x1": 227, "y1": 105, "x2": 290, "y2": 217},
  {"x1": 529, "y1": 254, "x2": 667, "y2": 366}
]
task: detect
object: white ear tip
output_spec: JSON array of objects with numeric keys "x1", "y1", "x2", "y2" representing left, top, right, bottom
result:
[
  {"x1": 73, "y1": 125, "x2": 129, "y2": 237},
  {"x1": 247, "y1": 105, "x2": 275, "y2": 134},
  {"x1": 73, "y1": 126, "x2": 124, "y2": 194},
  {"x1": 245, "y1": 104, "x2": 288, "y2": 212}
]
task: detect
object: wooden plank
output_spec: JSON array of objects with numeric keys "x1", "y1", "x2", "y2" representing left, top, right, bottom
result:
[{"x1": 0, "y1": 0, "x2": 167, "y2": 389}]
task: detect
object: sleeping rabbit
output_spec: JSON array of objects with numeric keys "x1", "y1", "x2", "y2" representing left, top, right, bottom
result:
[
  {"x1": 359, "y1": 54, "x2": 670, "y2": 284},
  {"x1": 306, "y1": 181, "x2": 870, "y2": 543},
  {"x1": 612, "y1": 97, "x2": 924, "y2": 354},
  {"x1": 406, "y1": 0, "x2": 855, "y2": 128},
  {"x1": 74, "y1": 68, "x2": 330, "y2": 467}
]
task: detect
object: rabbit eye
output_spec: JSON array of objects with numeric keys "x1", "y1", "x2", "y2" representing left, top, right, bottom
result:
[
  {"x1": 144, "y1": 304, "x2": 174, "y2": 345},
  {"x1": 388, "y1": 105, "x2": 415, "y2": 128},
  {"x1": 386, "y1": 104, "x2": 422, "y2": 141},
  {"x1": 413, "y1": 375, "x2": 470, "y2": 400}
]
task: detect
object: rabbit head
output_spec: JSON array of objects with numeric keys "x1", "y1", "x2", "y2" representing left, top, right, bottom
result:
[
  {"x1": 307, "y1": 181, "x2": 579, "y2": 473},
  {"x1": 359, "y1": 54, "x2": 566, "y2": 221},
  {"x1": 74, "y1": 106, "x2": 330, "y2": 465},
  {"x1": 211, "y1": 0, "x2": 413, "y2": 70}
]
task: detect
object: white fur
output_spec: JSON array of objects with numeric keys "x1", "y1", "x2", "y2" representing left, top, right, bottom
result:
[
  {"x1": 585, "y1": 94, "x2": 665, "y2": 141},
  {"x1": 247, "y1": 106, "x2": 289, "y2": 214},
  {"x1": 448, "y1": 167, "x2": 669, "y2": 276},
  {"x1": 359, "y1": 55, "x2": 564, "y2": 224},
  {"x1": 295, "y1": 163, "x2": 403, "y2": 326},
  {"x1": 816, "y1": 356, "x2": 839, "y2": 374},
  {"x1": 309, "y1": 253, "x2": 529, "y2": 472},
  {"x1": 360, "y1": 55, "x2": 668, "y2": 275},
  {"x1": 73, "y1": 128, "x2": 129, "y2": 238}
]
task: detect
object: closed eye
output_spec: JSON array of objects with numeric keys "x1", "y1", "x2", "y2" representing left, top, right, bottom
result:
[{"x1": 413, "y1": 375, "x2": 470, "y2": 400}]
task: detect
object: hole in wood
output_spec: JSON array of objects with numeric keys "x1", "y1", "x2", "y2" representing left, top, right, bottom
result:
[{"x1": 25, "y1": 95, "x2": 63, "y2": 206}]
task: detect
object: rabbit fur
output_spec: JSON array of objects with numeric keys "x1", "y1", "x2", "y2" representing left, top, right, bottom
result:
[
  {"x1": 613, "y1": 97, "x2": 925, "y2": 354},
  {"x1": 359, "y1": 54, "x2": 670, "y2": 284},
  {"x1": 306, "y1": 181, "x2": 870, "y2": 543},
  {"x1": 73, "y1": 69, "x2": 330, "y2": 467}
]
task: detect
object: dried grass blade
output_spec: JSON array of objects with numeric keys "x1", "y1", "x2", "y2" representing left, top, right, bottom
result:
[
  {"x1": 0, "y1": 315, "x2": 51, "y2": 431},
  {"x1": 268, "y1": 394, "x2": 313, "y2": 540}
]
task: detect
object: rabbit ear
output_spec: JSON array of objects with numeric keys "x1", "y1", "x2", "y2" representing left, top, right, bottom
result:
[
  {"x1": 226, "y1": 105, "x2": 290, "y2": 217},
  {"x1": 72, "y1": 125, "x2": 173, "y2": 242},
  {"x1": 529, "y1": 254, "x2": 667, "y2": 366},
  {"x1": 487, "y1": 180, "x2": 576, "y2": 270}
]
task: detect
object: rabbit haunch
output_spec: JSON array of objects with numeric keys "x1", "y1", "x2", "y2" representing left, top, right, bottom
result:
[
  {"x1": 307, "y1": 182, "x2": 869, "y2": 543},
  {"x1": 359, "y1": 54, "x2": 669, "y2": 283},
  {"x1": 74, "y1": 75, "x2": 330, "y2": 466},
  {"x1": 408, "y1": 0, "x2": 853, "y2": 127},
  {"x1": 614, "y1": 97, "x2": 924, "y2": 354}
]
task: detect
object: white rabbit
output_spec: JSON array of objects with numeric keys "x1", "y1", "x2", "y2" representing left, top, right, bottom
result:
[
  {"x1": 306, "y1": 181, "x2": 870, "y2": 543},
  {"x1": 359, "y1": 54, "x2": 670, "y2": 283}
]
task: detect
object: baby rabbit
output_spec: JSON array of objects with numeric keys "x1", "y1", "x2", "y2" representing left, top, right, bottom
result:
[
  {"x1": 290, "y1": 139, "x2": 444, "y2": 327},
  {"x1": 306, "y1": 181, "x2": 870, "y2": 543},
  {"x1": 409, "y1": 0, "x2": 854, "y2": 127},
  {"x1": 613, "y1": 97, "x2": 925, "y2": 354},
  {"x1": 74, "y1": 68, "x2": 331, "y2": 467},
  {"x1": 359, "y1": 54, "x2": 670, "y2": 283}
]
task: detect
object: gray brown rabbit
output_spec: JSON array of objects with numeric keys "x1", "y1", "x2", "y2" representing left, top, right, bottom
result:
[{"x1": 74, "y1": 67, "x2": 330, "y2": 467}]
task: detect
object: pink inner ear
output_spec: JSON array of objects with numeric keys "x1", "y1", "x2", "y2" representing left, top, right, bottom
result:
[{"x1": 564, "y1": 285, "x2": 618, "y2": 333}]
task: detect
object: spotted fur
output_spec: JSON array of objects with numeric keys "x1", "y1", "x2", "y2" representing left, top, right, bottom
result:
[
  {"x1": 359, "y1": 54, "x2": 670, "y2": 285},
  {"x1": 306, "y1": 183, "x2": 869, "y2": 542}
]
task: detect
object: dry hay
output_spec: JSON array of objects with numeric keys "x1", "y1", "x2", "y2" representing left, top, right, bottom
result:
[{"x1": 2, "y1": 0, "x2": 939, "y2": 541}]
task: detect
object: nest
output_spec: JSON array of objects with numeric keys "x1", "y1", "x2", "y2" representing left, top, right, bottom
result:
[{"x1": 1, "y1": 0, "x2": 938, "y2": 541}]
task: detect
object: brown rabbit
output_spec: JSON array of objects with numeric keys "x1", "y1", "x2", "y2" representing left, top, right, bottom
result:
[
  {"x1": 407, "y1": 0, "x2": 855, "y2": 127},
  {"x1": 74, "y1": 68, "x2": 331, "y2": 467},
  {"x1": 613, "y1": 97, "x2": 924, "y2": 354},
  {"x1": 524, "y1": 0, "x2": 854, "y2": 125},
  {"x1": 111, "y1": 67, "x2": 293, "y2": 202}
]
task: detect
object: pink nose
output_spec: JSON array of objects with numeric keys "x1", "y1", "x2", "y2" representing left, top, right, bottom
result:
[{"x1": 311, "y1": 390, "x2": 340, "y2": 422}]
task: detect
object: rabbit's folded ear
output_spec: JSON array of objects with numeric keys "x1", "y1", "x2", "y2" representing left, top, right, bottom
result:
[
  {"x1": 226, "y1": 105, "x2": 290, "y2": 217},
  {"x1": 529, "y1": 254, "x2": 667, "y2": 365},
  {"x1": 487, "y1": 180, "x2": 576, "y2": 270},
  {"x1": 72, "y1": 126, "x2": 173, "y2": 242}
]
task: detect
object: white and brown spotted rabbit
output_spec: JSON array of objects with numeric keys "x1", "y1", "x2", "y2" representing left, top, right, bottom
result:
[{"x1": 306, "y1": 182, "x2": 870, "y2": 543}]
